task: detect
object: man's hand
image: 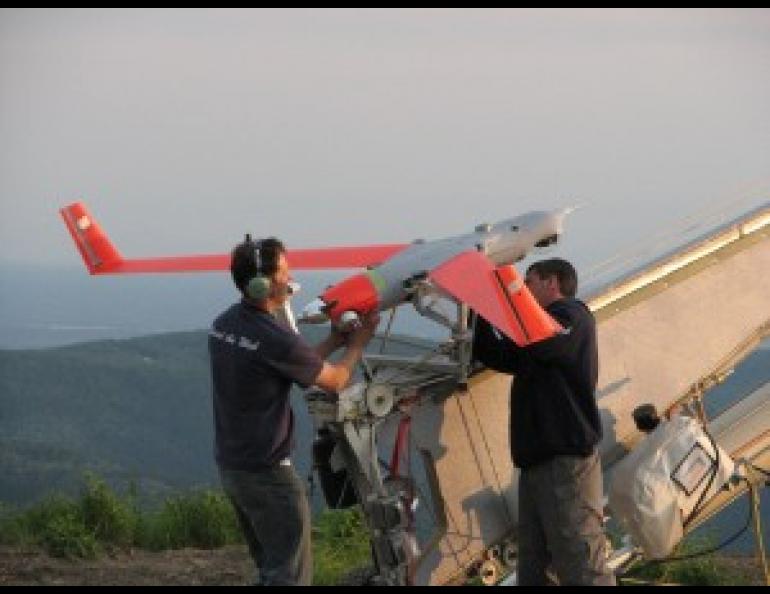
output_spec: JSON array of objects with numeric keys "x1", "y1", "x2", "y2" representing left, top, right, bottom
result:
[
  {"x1": 327, "y1": 325, "x2": 347, "y2": 351},
  {"x1": 348, "y1": 312, "x2": 380, "y2": 348},
  {"x1": 316, "y1": 324, "x2": 353, "y2": 359},
  {"x1": 313, "y1": 312, "x2": 380, "y2": 394}
]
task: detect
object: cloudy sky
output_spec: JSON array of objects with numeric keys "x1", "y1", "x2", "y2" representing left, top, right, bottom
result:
[{"x1": 1, "y1": 8, "x2": 768, "y2": 279}]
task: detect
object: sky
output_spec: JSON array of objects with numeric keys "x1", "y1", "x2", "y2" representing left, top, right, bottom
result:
[{"x1": 1, "y1": 8, "x2": 769, "y2": 283}]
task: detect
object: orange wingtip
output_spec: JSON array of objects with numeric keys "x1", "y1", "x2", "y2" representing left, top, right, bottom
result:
[
  {"x1": 493, "y1": 264, "x2": 563, "y2": 345},
  {"x1": 430, "y1": 251, "x2": 562, "y2": 346}
]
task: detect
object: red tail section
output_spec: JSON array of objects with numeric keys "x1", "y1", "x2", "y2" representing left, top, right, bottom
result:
[
  {"x1": 60, "y1": 202, "x2": 123, "y2": 274},
  {"x1": 429, "y1": 250, "x2": 562, "y2": 346},
  {"x1": 60, "y1": 201, "x2": 409, "y2": 274}
]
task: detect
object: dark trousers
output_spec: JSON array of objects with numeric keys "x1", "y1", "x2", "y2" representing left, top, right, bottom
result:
[
  {"x1": 517, "y1": 450, "x2": 616, "y2": 586},
  {"x1": 219, "y1": 465, "x2": 312, "y2": 586}
]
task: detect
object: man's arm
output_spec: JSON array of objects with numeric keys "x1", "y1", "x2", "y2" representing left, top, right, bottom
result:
[
  {"x1": 472, "y1": 315, "x2": 525, "y2": 374},
  {"x1": 314, "y1": 328, "x2": 346, "y2": 360},
  {"x1": 313, "y1": 315, "x2": 378, "y2": 393},
  {"x1": 523, "y1": 303, "x2": 585, "y2": 363}
]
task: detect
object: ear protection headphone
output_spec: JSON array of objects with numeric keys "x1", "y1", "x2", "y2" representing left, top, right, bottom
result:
[{"x1": 244, "y1": 234, "x2": 272, "y2": 300}]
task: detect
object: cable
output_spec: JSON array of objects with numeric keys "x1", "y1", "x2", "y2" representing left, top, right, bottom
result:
[
  {"x1": 464, "y1": 382, "x2": 515, "y2": 527},
  {"x1": 378, "y1": 307, "x2": 397, "y2": 355},
  {"x1": 622, "y1": 468, "x2": 768, "y2": 580},
  {"x1": 682, "y1": 429, "x2": 720, "y2": 530},
  {"x1": 748, "y1": 479, "x2": 770, "y2": 586},
  {"x1": 622, "y1": 505, "x2": 753, "y2": 578}
]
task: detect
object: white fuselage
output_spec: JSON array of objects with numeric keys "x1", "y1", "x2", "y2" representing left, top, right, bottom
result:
[{"x1": 300, "y1": 209, "x2": 567, "y2": 323}]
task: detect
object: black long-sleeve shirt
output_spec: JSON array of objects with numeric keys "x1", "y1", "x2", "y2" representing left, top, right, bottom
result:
[{"x1": 472, "y1": 297, "x2": 602, "y2": 469}]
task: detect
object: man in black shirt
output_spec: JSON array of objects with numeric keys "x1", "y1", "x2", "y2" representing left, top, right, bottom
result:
[
  {"x1": 209, "y1": 236, "x2": 377, "y2": 586},
  {"x1": 472, "y1": 258, "x2": 614, "y2": 586}
]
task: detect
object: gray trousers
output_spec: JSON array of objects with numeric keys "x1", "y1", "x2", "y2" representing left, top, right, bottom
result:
[
  {"x1": 517, "y1": 450, "x2": 616, "y2": 586},
  {"x1": 219, "y1": 465, "x2": 312, "y2": 586}
]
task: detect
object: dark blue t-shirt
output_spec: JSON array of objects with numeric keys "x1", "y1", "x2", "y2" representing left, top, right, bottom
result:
[{"x1": 209, "y1": 300, "x2": 323, "y2": 471}]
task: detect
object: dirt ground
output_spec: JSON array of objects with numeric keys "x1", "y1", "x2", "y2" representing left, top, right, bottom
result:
[
  {"x1": 0, "y1": 546, "x2": 766, "y2": 586},
  {"x1": 0, "y1": 545, "x2": 255, "y2": 586}
]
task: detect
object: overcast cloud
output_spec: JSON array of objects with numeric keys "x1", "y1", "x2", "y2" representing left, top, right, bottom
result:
[{"x1": 1, "y1": 8, "x2": 768, "y2": 274}]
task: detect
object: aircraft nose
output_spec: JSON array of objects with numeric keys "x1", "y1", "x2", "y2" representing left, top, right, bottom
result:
[
  {"x1": 554, "y1": 205, "x2": 578, "y2": 235},
  {"x1": 299, "y1": 297, "x2": 329, "y2": 324}
]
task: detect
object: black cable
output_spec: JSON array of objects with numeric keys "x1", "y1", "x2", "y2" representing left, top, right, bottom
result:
[
  {"x1": 682, "y1": 429, "x2": 720, "y2": 530},
  {"x1": 622, "y1": 489, "x2": 754, "y2": 578}
]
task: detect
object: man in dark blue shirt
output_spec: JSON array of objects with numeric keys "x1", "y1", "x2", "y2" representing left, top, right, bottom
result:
[
  {"x1": 472, "y1": 258, "x2": 614, "y2": 586},
  {"x1": 209, "y1": 236, "x2": 377, "y2": 586}
]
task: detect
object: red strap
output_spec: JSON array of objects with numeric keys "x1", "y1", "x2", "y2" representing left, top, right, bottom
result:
[
  {"x1": 388, "y1": 414, "x2": 417, "y2": 586},
  {"x1": 389, "y1": 415, "x2": 412, "y2": 477}
]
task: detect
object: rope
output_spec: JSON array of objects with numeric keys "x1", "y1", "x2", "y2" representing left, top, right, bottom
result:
[
  {"x1": 748, "y1": 472, "x2": 770, "y2": 585},
  {"x1": 378, "y1": 307, "x2": 397, "y2": 354},
  {"x1": 464, "y1": 382, "x2": 515, "y2": 527}
]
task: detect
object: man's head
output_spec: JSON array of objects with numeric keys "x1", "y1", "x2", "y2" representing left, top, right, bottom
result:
[
  {"x1": 231, "y1": 236, "x2": 292, "y2": 310},
  {"x1": 525, "y1": 258, "x2": 577, "y2": 308}
]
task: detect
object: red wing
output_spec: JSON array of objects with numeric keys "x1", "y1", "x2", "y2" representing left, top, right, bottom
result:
[
  {"x1": 429, "y1": 250, "x2": 562, "y2": 346},
  {"x1": 60, "y1": 202, "x2": 408, "y2": 274},
  {"x1": 286, "y1": 244, "x2": 409, "y2": 269}
]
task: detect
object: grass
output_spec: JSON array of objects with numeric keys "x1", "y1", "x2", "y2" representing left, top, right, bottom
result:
[
  {"x1": 621, "y1": 534, "x2": 758, "y2": 586},
  {"x1": 0, "y1": 474, "x2": 239, "y2": 558},
  {"x1": 5, "y1": 475, "x2": 755, "y2": 586},
  {"x1": 312, "y1": 506, "x2": 372, "y2": 585},
  {"x1": 0, "y1": 473, "x2": 372, "y2": 585}
]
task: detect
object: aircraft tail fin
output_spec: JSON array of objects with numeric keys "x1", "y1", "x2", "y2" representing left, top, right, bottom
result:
[
  {"x1": 60, "y1": 201, "x2": 410, "y2": 275},
  {"x1": 60, "y1": 202, "x2": 123, "y2": 274}
]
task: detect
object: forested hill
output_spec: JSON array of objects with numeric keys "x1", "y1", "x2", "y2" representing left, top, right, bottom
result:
[{"x1": 0, "y1": 327, "x2": 325, "y2": 506}]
